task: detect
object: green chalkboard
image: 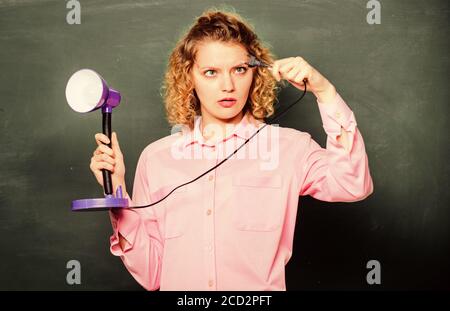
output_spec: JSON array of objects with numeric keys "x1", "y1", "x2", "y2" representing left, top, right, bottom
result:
[{"x1": 0, "y1": 0, "x2": 448, "y2": 290}]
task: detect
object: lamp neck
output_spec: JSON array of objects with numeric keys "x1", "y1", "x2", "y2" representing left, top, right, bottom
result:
[{"x1": 102, "y1": 105, "x2": 112, "y2": 113}]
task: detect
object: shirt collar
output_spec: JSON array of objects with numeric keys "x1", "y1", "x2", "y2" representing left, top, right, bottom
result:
[{"x1": 181, "y1": 110, "x2": 264, "y2": 148}]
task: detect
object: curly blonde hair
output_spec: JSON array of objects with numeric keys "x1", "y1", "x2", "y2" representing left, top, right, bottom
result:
[{"x1": 162, "y1": 8, "x2": 279, "y2": 130}]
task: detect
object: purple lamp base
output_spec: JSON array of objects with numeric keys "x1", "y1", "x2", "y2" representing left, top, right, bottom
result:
[{"x1": 72, "y1": 186, "x2": 129, "y2": 211}]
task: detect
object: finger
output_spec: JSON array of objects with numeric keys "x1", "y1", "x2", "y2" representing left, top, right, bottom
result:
[
  {"x1": 112, "y1": 132, "x2": 118, "y2": 146},
  {"x1": 95, "y1": 133, "x2": 110, "y2": 146},
  {"x1": 111, "y1": 132, "x2": 122, "y2": 154},
  {"x1": 99, "y1": 162, "x2": 114, "y2": 172},
  {"x1": 94, "y1": 144, "x2": 114, "y2": 157},
  {"x1": 280, "y1": 56, "x2": 306, "y2": 72},
  {"x1": 297, "y1": 66, "x2": 313, "y2": 84},
  {"x1": 93, "y1": 153, "x2": 116, "y2": 165},
  {"x1": 293, "y1": 68, "x2": 308, "y2": 84},
  {"x1": 95, "y1": 133, "x2": 110, "y2": 144},
  {"x1": 278, "y1": 59, "x2": 303, "y2": 81},
  {"x1": 278, "y1": 63, "x2": 297, "y2": 81},
  {"x1": 274, "y1": 57, "x2": 295, "y2": 67},
  {"x1": 279, "y1": 58, "x2": 301, "y2": 75},
  {"x1": 91, "y1": 160, "x2": 114, "y2": 173},
  {"x1": 271, "y1": 61, "x2": 281, "y2": 81},
  {"x1": 271, "y1": 58, "x2": 294, "y2": 81},
  {"x1": 285, "y1": 63, "x2": 303, "y2": 81}
]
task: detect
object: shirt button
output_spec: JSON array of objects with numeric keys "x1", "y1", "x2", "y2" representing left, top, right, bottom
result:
[
  {"x1": 206, "y1": 209, "x2": 212, "y2": 216},
  {"x1": 335, "y1": 111, "x2": 341, "y2": 119},
  {"x1": 208, "y1": 175, "x2": 214, "y2": 181},
  {"x1": 208, "y1": 280, "x2": 214, "y2": 287}
]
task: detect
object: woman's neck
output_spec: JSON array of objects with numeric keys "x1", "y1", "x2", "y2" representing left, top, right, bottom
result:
[{"x1": 200, "y1": 111, "x2": 245, "y2": 143}]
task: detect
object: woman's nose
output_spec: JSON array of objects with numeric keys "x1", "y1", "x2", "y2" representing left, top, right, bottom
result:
[{"x1": 221, "y1": 73, "x2": 235, "y2": 92}]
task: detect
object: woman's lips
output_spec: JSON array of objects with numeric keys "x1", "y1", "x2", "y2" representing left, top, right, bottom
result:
[{"x1": 218, "y1": 99, "x2": 237, "y2": 108}]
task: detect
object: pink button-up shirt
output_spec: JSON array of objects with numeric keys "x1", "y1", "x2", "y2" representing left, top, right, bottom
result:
[{"x1": 108, "y1": 92, "x2": 373, "y2": 291}]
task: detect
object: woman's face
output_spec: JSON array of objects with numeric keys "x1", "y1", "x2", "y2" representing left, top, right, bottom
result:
[{"x1": 191, "y1": 40, "x2": 254, "y2": 125}]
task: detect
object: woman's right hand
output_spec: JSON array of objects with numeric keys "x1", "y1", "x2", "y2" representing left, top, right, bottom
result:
[{"x1": 90, "y1": 132, "x2": 126, "y2": 194}]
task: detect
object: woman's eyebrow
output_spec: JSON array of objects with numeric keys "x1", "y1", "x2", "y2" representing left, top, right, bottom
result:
[{"x1": 199, "y1": 62, "x2": 248, "y2": 70}]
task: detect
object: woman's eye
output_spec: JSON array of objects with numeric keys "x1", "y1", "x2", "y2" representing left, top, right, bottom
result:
[
  {"x1": 235, "y1": 67, "x2": 247, "y2": 74},
  {"x1": 204, "y1": 70, "x2": 216, "y2": 77}
]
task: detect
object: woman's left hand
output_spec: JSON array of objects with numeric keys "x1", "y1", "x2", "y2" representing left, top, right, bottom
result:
[{"x1": 270, "y1": 56, "x2": 337, "y2": 103}]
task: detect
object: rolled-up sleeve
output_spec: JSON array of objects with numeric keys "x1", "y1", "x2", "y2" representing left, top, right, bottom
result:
[
  {"x1": 108, "y1": 151, "x2": 163, "y2": 290},
  {"x1": 297, "y1": 92, "x2": 374, "y2": 202}
]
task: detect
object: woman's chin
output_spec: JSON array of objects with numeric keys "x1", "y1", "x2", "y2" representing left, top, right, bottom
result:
[
  {"x1": 213, "y1": 104, "x2": 246, "y2": 118},
  {"x1": 213, "y1": 109, "x2": 243, "y2": 122}
]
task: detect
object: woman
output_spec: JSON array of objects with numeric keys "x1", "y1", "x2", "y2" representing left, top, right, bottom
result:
[{"x1": 90, "y1": 9, "x2": 373, "y2": 290}]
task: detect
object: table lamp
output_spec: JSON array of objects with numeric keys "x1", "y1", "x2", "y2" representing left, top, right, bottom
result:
[{"x1": 66, "y1": 69, "x2": 129, "y2": 211}]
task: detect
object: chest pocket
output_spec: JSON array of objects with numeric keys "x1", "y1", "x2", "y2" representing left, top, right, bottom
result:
[
  {"x1": 162, "y1": 185, "x2": 189, "y2": 239},
  {"x1": 231, "y1": 174, "x2": 283, "y2": 232}
]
